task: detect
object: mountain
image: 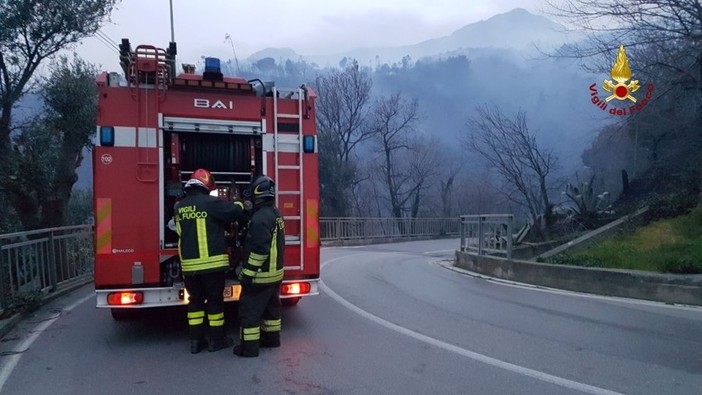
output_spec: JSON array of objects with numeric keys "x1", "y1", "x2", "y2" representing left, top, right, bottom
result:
[
  {"x1": 337, "y1": 8, "x2": 572, "y2": 65},
  {"x1": 427, "y1": 8, "x2": 569, "y2": 52},
  {"x1": 233, "y1": 8, "x2": 576, "y2": 67},
  {"x1": 247, "y1": 47, "x2": 302, "y2": 62}
]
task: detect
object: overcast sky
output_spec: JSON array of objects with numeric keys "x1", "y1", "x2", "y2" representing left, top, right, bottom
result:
[{"x1": 75, "y1": 0, "x2": 548, "y2": 70}]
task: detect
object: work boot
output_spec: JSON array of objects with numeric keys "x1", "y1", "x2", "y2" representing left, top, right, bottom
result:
[
  {"x1": 190, "y1": 339, "x2": 208, "y2": 354},
  {"x1": 260, "y1": 332, "x2": 280, "y2": 348},
  {"x1": 208, "y1": 336, "x2": 233, "y2": 352},
  {"x1": 189, "y1": 318, "x2": 207, "y2": 354},
  {"x1": 233, "y1": 341, "x2": 259, "y2": 357}
]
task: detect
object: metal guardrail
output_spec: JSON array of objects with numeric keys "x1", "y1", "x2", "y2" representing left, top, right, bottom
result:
[
  {"x1": 459, "y1": 214, "x2": 514, "y2": 259},
  {"x1": 320, "y1": 217, "x2": 461, "y2": 241},
  {"x1": 0, "y1": 225, "x2": 94, "y2": 313},
  {"x1": 0, "y1": 217, "x2": 458, "y2": 312}
]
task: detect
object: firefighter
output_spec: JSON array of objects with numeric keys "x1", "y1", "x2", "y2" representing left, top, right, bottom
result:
[
  {"x1": 174, "y1": 168, "x2": 245, "y2": 354},
  {"x1": 234, "y1": 175, "x2": 285, "y2": 358}
]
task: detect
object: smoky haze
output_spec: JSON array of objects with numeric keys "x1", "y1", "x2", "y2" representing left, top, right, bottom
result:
[
  {"x1": 232, "y1": 8, "x2": 605, "y2": 177},
  {"x1": 76, "y1": 8, "x2": 608, "y2": 202}
]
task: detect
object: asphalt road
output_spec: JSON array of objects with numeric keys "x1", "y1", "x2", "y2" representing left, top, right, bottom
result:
[{"x1": 0, "y1": 239, "x2": 701, "y2": 394}]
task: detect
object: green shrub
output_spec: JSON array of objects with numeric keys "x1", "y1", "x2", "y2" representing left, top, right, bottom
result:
[
  {"x1": 544, "y1": 206, "x2": 702, "y2": 274},
  {"x1": 659, "y1": 256, "x2": 702, "y2": 274},
  {"x1": 646, "y1": 192, "x2": 697, "y2": 220}
]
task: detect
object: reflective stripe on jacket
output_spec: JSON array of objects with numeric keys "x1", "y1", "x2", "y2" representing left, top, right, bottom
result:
[
  {"x1": 241, "y1": 202, "x2": 285, "y2": 284},
  {"x1": 174, "y1": 189, "x2": 243, "y2": 274}
]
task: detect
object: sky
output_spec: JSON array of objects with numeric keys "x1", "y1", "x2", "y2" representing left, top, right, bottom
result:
[{"x1": 74, "y1": 0, "x2": 548, "y2": 71}]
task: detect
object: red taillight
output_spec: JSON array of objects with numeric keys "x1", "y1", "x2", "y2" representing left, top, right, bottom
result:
[
  {"x1": 281, "y1": 282, "x2": 311, "y2": 296},
  {"x1": 107, "y1": 292, "x2": 144, "y2": 305}
]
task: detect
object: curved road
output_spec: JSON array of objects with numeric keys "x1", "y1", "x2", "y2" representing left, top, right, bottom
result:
[{"x1": 0, "y1": 239, "x2": 700, "y2": 394}]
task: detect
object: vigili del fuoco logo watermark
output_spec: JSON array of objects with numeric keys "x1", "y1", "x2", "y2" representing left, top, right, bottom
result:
[{"x1": 589, "y1": 45, "x2": 654, "y2": 116}]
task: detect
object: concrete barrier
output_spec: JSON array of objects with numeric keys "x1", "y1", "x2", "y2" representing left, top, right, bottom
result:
[{"x1": 455, "y1": 251, "x2": 702, "y2": 306}]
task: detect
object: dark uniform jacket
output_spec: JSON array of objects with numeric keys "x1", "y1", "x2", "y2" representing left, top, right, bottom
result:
[
  {"x1": 174, "y1": 188, "x2": 243, "y2": 274},
  {"x1": 240, "y1": 202, "x2": 285, "y2": 284}
]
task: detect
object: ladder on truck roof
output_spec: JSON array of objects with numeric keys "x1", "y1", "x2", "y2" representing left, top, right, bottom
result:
[
  {"x1": 130, "y1": 45, "x2": 170, "y2": 183},
  {"x1": 273, "y1": 86, "x2": 305, "y2": 270}
]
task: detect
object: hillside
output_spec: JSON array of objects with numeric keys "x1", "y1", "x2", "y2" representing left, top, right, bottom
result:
[
  {"x1": 545, "y1": 205, "x2": 702, "y2": 274},
  {"x1": 31, "y1": 8, "x2": 601, "y2": 193},
  {"x1": 236, "y1": 8, "x2": 600, "y2": 175}
]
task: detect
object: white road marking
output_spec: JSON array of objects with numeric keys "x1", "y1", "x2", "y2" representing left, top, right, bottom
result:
[
  {"x1": 321, "y1": 256, "x2": 624, "y2": 395},
  {"x1": 0, "y1": 293, "x2": 94, "y2": 392}
]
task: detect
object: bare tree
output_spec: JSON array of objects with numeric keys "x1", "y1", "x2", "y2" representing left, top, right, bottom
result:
[
  {"x1": 546, "y1": 1, "x2": 702, "y2": 137},
  {"x1": 368, "y1": 93, "x2": 423, "y2": 219},
  {"x1": 407, "y1": 135, "x2": 442, "y2": 218},
  {"x1": 349, "y1": 169, "x2": 374, "y2": 217},
  {"x1": 461, "y1": 105, "x2": 558, "y2": 236},
  {"x1": 547, "y1": 1, "x2": 702, "y2": 202},
  {"x1": 314, "y1": 61, "x2": 373, "y2": 216},
  {"x1": 437, "y1": 148, "x2": 464, "y2": 218},
  {"x1": 547, "y1": 1, "x2": 701, "y2": 75}
]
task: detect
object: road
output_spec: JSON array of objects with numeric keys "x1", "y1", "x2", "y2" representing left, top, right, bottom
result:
[{"x1": 0, "y1": 239, "x2": 701, "y2": 394}]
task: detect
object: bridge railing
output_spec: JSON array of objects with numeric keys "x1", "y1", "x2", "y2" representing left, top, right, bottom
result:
[
  {"x1": 320, "y1": 217, "x2": 461, "y2": 242},
  {"x1": 0, "y1": 225, "x2": 93, "y2": 313}
]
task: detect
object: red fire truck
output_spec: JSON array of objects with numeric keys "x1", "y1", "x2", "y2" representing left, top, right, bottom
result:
[{"x1": 93, "y1": 40, "x2": 320, "y2": 319}]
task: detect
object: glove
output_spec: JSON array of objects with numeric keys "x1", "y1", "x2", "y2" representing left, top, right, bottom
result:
[
  {"x1": 234, "y1": 265, "x2": 252, "y2": 285},
  {"x1": 236, "y1": 265, "x2": 251, "y2": 285},
  {"x1": 242, "y1": 187, "x2": 252, "y2": 199},
  {"x1": 232, "y1": 199, "x2": 245, "y2": 210}
]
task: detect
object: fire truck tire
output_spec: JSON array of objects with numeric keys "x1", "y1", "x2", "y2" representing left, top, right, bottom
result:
[
  {"x1": 281, "y1": 297, "x2": 301, "y2": 307},
  {"x1": 110, "y1": 308, "x2": 139, "y2": 321}
]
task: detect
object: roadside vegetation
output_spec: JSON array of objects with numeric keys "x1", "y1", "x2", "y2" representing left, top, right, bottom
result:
[{"x1": 544, "y1": 205, "x2": 702, "y2": 274}]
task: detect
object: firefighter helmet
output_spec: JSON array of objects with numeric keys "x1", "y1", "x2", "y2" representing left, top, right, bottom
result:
[
  {"x1": 251, "y1": 175, "x2": 275, "y2": 200},
  {"x1": 185, "y1": 168, "x2": 216, "y2": 191}
]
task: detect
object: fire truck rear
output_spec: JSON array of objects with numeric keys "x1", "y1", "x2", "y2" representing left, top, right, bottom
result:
[{"x1": 93, "y1": 40, "x2": 320, "y2": 319}]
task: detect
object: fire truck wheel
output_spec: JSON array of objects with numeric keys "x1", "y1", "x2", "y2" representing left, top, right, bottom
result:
[
  {"x1": 281, "y1": 297, "x2": 301, "y2": 307},
  {"x1": 110, "y1": 308, "x2": 139, "y2": 321}
]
